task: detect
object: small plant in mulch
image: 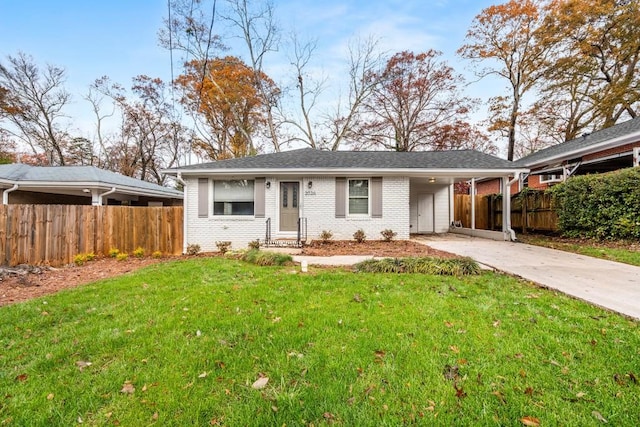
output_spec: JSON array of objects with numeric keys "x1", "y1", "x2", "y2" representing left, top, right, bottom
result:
[
  {"x1": 133, "y1": 247, "x2": 145, "y2": 258},
  {"x1": 152, "y1": 250, "x2": 163, "y2": 259},
  {"x1": 108, "y1": 248, "x2": 120, "y2": 258},
  {"x1": 319, "y1": 230, "x2": 333, "y2": 243},
  {"x1": 116, "y1": 253, "x2": 129, "y2": 261},
  {"x1": 353, "y1": 229, "x2": 366, "y2": 243},
  {"x1": 248, "y1": 240, "x2": 261, "y2": 250},
  {"x1": 380, "y1": 229, "x2": 397, "y2": 242},
  {"x1": 186, "y1": 243, "x2": 201, "y2": 256},
  {"x1": 74, "y1": 254, "x2": 88, "y2": 266},
  {"x1": 216, "y1": 241, "x2": 232, "y2": 254}
]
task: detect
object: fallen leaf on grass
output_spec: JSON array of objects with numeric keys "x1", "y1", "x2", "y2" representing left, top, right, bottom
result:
[
  {"x1": 46, "y1": 393, "x2": 54, "y2": 400},
  {"x1": 120, "y1": 381, "x2": 135, "y2": 394},
  {"x1": 492, "y1": 390, "x2": 506, "y2": 404},
  {"x1": 449, "y1": 345, "x2": 460, "y2": 354},
  {"x1": 252, "y1": 376, "x2": 269, "y2": 390},
  {"x1": 454, "y1": 383, "x2": 467, "y2": 399},
  {"x1": 630, "y1": 372, "x2": 637, "y2": 383},
  {"x1": 493, "y1": 319, "x2": 501, "y2": 328},
  {"x1": 592, "y1": 410, "x2": 608, "y2": 423},
  {"x1": 198, "y1": 372, "x2": 208, "y2": 378},
  {"x1": 75, "y1": 361, "x2": 92, "y2": 371},
  {"x1": 15, "y1": 374, "x2": 27, "y2": 382},
  {"x1": 152, "y1": 412, "x2": 159, "y2": 421},
  {"x1": 443, "y1": 365, "x2": 459, "y2": 381},
  {"x1": 521, "y1": 416, "x2": 540, "y2": 426}
]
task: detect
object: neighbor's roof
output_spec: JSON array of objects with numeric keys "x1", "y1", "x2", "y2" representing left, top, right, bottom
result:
[
  {"x1": 167, "y1": 149, "x2": 524, "y2": 176},
  {"x1": 515, "y1": 116, "x2": 640, "y2": 168},
  {"x1": 0, "y1": 164, "x2": 183, "y2": 198}
]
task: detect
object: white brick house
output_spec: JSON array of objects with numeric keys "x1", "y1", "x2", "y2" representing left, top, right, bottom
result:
[{"x1": 164, "y1": 149, "x2": 527, "y2": 252}]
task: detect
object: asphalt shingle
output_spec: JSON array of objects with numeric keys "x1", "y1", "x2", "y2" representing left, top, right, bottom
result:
[
  {"x1": 178, "y1": 149, "x2": 520, "y2": 171},
  {"x1": 515, "y1": 116, "x2": 640, "y2": 167}
]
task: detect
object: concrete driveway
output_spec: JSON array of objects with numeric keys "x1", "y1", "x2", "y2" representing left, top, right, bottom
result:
[{"x1": 416, "y1": 234, "x2": 640, "y2": 320}]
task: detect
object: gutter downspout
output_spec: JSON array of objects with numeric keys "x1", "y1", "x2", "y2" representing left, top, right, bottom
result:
[
  {"x1": 97, "y1": 187, "x2": 117, "y2": 206},
  {"x1": 505, "y1": 172, "x2": 521, "y2": 241},
  {"x1": 176, "y1": 172, "x2": 188, "y2": 254},
  {"x1": 3, "y1": 184, "x2": 18, "y2": 205}
]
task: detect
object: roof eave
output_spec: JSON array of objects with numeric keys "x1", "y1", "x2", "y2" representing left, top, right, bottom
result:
[
  {"x1": 521, "y1": 130, "x2": 640, "y2": 169},
  {"x1": 0, "y1": 180, "x2": 183, "y2": 199},
  {"x1": 166, "y1": 167, "x2": 528, "y2": 178}
]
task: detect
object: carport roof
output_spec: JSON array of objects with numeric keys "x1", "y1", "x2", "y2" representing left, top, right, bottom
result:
[
  {"x1": 166, "y1": 148, "x2": 525, "y2": 176},
  {"x1": 0, "y1": 164, "x2": 183, "y2": 198}
]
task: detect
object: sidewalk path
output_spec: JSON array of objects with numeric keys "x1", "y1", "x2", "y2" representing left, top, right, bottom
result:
[{"x1": 415, "y1": 234, "x2": 640, "y2": 320}]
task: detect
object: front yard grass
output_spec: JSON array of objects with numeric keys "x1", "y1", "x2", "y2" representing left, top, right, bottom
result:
[
  {"x1": 519, "y1": 234, "x2": 640, "y2": 267},
  {"x1": 1, "y1": 257, "x2": 638, "y2": 426}
]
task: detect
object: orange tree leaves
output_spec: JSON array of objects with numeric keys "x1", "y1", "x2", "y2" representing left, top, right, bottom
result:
[
  {"x1": 175, "y1": 56, "x2": 279, "y2": 160},
  {"x1": 458, "y1": 0, "x2": 548, "y2": 161}
]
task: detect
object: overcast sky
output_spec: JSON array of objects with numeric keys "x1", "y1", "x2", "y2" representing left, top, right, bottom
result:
[{"x1": 0, "y1": 0, "x2": 503, "y2": 148}]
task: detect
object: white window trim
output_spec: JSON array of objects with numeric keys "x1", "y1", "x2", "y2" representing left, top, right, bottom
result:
[
  {"x1": 212, "y1": 178, "x2": 256, "y2": 217},
  {"x1": 539, "y1": 173, "x2": 564, "y2": 184},
  {"x1": 347, "y1": 178, "x2": 371, "y2": 217}
]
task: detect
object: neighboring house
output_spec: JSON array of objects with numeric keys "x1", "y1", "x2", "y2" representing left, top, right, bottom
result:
[
  {"x1": 476, "y1": 116, "x2": 640, "y2": 195},
  {"x1": 164, "y1": 148, "x2": 528, "y2": 251},
  {"x1": 0, "y1": 164, "x2": 183, "y2": 206}
]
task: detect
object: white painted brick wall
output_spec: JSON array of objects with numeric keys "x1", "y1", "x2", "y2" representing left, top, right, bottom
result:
[
  {"x1": 301, "y1": 176, "x2": 410, "y2": 242},
  {"x1": 185, "y1": 175, "x2": 412, "y2": 250}
]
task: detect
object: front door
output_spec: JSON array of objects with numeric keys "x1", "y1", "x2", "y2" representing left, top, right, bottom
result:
[
  {"x1": 417, "y1": 193, "x2": 434, "y2": 233},
  {"x1": 279, "y1": 182, "x2": 300, "y2": 232}
]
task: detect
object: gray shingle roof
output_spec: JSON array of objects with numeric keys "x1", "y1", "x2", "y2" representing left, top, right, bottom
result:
[
  {"x1": 177, "y1": 149, "x2": 521, "y2": 171},
  {"x1": 0, "y1": 164, "x2": 183, "y2": 197},
  {"x1": 515, "y1": 116, "x2": 640, "y2": 167}
]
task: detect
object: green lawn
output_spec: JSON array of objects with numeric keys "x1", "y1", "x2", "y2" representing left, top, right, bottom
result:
[
  {"x1": 519, "y1": 235, "x2": 640, "y2": 267},
  {"x1": 1, "y1": 258, "x2": 638, "y2": 426}
]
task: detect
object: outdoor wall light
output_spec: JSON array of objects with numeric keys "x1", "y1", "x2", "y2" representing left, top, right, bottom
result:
[
  {"x1": 307, "y1": 181, "x2": 313, "y2": 189},
  {"x1": 266, "y1": 181, "x2": 271, "y2": 189},
  {"x1": 428, "y1": 177, "x2": 436, "y2": 183}
]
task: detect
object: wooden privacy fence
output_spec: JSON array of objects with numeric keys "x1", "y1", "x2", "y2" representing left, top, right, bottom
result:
[
  {"x1": 0, "y1": 205, "x2": 183, "y2": 266},
  {"x1": 454, "y1": 191, "x2": 558, "y2": 233}
]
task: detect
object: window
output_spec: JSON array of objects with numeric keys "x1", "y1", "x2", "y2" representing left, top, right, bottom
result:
[
  {"x1": 348, "y1": 179, "x2": 369, "y2": 215},
  {"x1": 213, "y1": 180, "x2": 254, "y2": 215},
  {"x1": 539, "y1": 174, "x2": 563, "y2": 184}
]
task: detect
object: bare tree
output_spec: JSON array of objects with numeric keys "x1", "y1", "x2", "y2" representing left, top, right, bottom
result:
[
  {"x1": 222, "y1": 0, "x2": 283, "y2": 151},
  {"x1": 0, "y1": 52, "x2": 71, "y2": 165},
  {"x1": 92, "y1": 76, "x2": 188, "y2": 184},
  {"x1": 357, "y1": 50, "x2": 477, "y2": 152}
]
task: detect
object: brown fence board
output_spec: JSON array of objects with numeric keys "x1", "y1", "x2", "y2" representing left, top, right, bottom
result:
[
  {"x1": 0, "y1": 205, "x2": 183, "y2": 266},
  {"x1": 455, "y1": 192, "x2": 558, "y2": 233}
]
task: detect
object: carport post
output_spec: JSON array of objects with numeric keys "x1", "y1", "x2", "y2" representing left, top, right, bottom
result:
[{"x1": 470, "y1": 178, "x2": 476, "y2": 230}]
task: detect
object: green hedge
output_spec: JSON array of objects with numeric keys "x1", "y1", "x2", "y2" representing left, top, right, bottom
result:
[{"x1": 548, "y1": 167, "x2": 640, "y2": 240}]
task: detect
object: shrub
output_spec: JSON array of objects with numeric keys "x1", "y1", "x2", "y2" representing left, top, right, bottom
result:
[
  {"x1": 108, "y1": 248, "x2": 120, "y2": 258},
  {"x1": 319, "y1": 230, "x2": 333, "y2": 243},
  {"x1": 354, "y1": 257, "x2": 480, "y2": 276},
  {"x1": 549, "y1": 167, "x2": 640, "y2": 240},
  {"x1": 85, "y1": 252, "x2": 96, "y2": 261},
  {"x1": 216, "y1": 241, "x2": 232, "y2": 254},
  {"x1": 116, "y1": 253, "x2": 129, "y2": 261},
  {"x1": 353, "y1": 229, "x2": 366, "y2": 243},
  {"x1": 74, "y1": 254, "x2": 88, "y2": 266},
  {"x1": 380, "y1": 229, "x2": 397, "y2": 242},
  {"x1": 240, "y1": 249, "x2": 292, "y2": 266},
  {"x1": 152, "y1": 251, "x2": 163, "y2": 259},
  {"x1": 186, "y1": 243, "x2": 201, "y2": 256},
  {"x1": 133, "y1": 247, "x2": 145, "y2": 258},
  {"x1": 248, "y1": 240, "x2": 261, "y2": 250}
]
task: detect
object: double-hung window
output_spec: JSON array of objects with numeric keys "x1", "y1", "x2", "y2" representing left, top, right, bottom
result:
[
  {"x1": 213, "y1": 180, "x2": 254, "y2": 215},
  {"x1": 348, "y1": 179, "x2": 369, "y2": 215}
]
